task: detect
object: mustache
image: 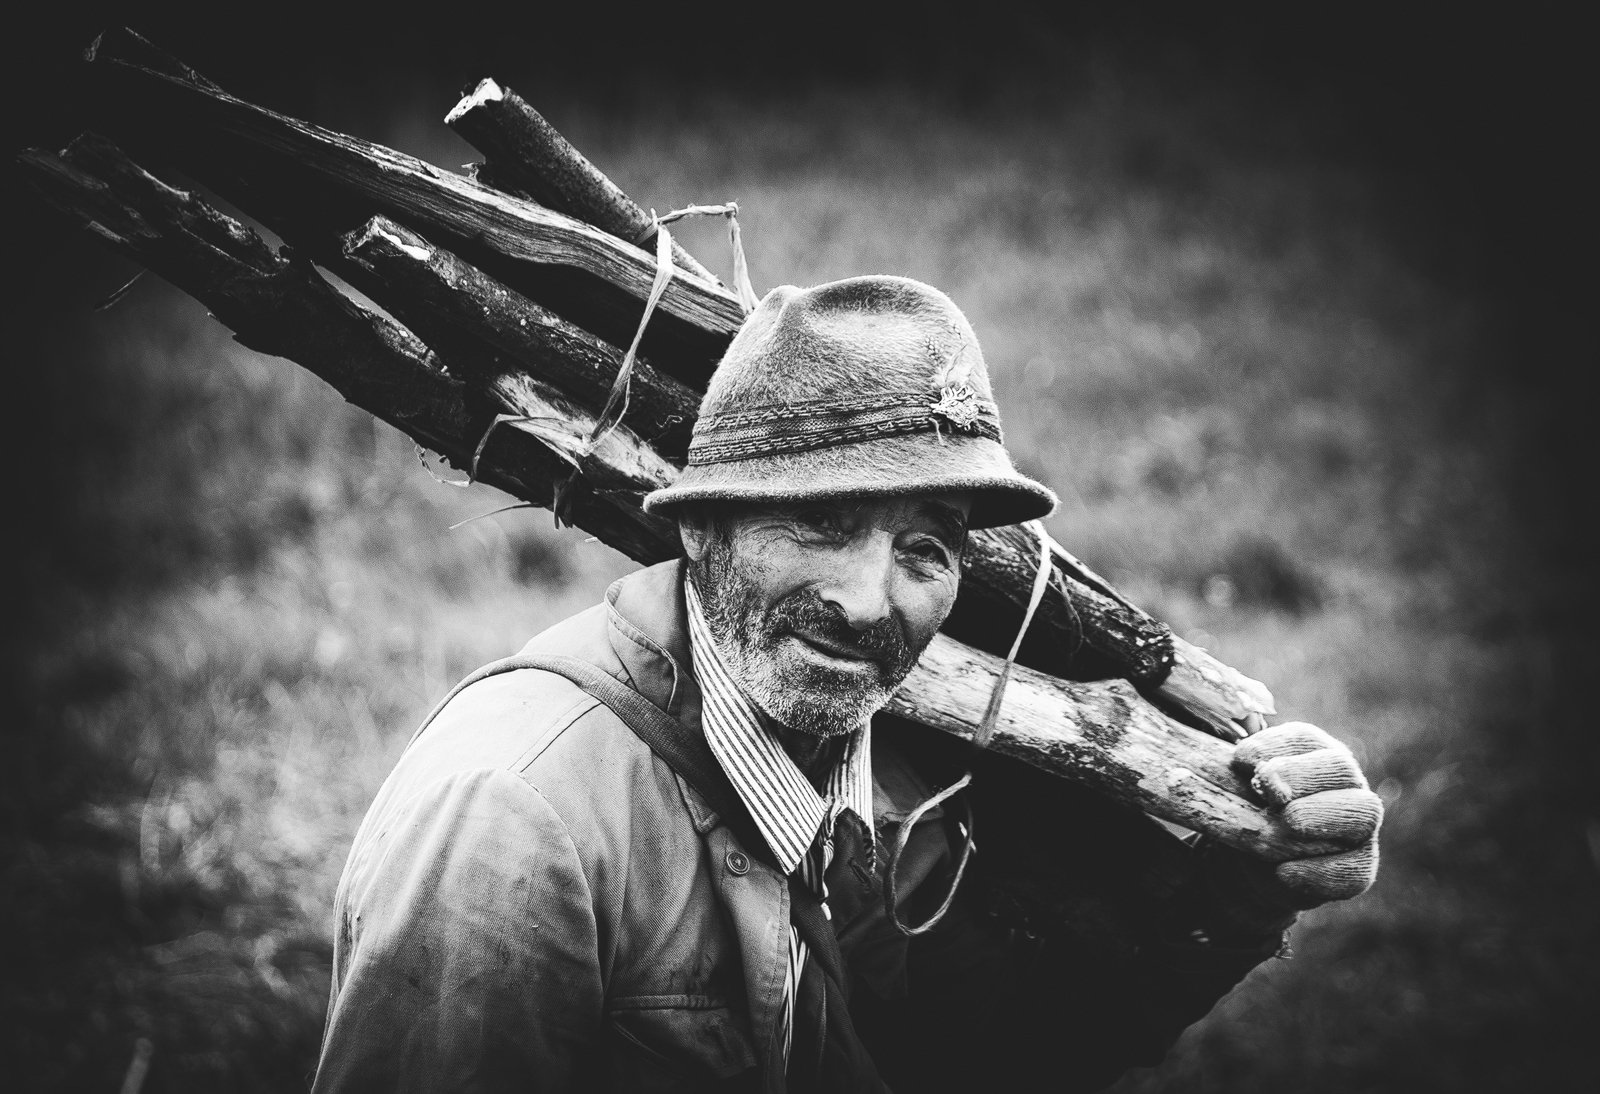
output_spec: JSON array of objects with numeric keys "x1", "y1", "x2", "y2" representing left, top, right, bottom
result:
[{"x1": 769, "y1": 590, "x2": 913, "y2": 676}]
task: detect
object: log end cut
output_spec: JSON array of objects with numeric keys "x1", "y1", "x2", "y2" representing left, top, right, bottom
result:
[{"x1": 445, "y1": 78, "x2": 504, "y2": 126}]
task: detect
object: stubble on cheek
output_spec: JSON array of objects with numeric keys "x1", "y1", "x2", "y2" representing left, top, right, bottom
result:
[{"x1": 690, "y1": 539, "x2": 921, "y2": 737}]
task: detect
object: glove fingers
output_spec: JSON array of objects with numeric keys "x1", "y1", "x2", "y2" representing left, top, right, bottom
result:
[
  {"x1": 1233, "y1": 721, "x2": 1345, "y2": 772},
  {"x1": 1252, "y1": 748, "x2": 1369, "y2": 806},
  {"x1": 1275, "y1": 842, "x2": 1379, "y2": 905},
  {"x1": 1282, "y1": 787, "x2": 1384, "y2": 842}
]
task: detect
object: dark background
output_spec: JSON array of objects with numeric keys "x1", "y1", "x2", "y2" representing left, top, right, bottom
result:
[{"x1": 5, "y1": 4, "x2": 1593, "y2": 1091}]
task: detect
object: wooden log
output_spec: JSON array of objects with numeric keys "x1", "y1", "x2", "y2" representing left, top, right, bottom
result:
[
  {"x1": 480, "y1": 375, "x2": 680, "y2": 496},
  {"x1": 80, "y1": 26, "x2": 742, "y2": 387},
  {"x1": 16, "y1": 137, "x2": 1322, "y2": 860},
  {"x1": 19, "y1": 132, "x2": 677, "y2": 565},
  {"x1": 447, "y1": 77, "x2": 721, "y2": 287},
  {"x1": 966, "y1": 525, "x2": 1273, "y2": 739},
  {"x1": 889, "y1": 637, "x2": 1328, "y2": 860},
  {"x1": 340, "y1": 216, "x2": 699, "y2": 463}
]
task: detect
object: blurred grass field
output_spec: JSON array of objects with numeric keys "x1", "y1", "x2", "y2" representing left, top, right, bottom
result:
[{"x1": 6, "y1": 46, "x2": 1596, "y2": 1093}]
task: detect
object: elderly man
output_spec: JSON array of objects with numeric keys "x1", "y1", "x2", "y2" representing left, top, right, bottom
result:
[{"x1": 314, "y1": 276, "x2": 1379, "y2": 1092}]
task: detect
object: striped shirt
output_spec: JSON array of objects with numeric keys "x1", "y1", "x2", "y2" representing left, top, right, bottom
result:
[{"x1": 683, "y1": 580, "x2": 874, "y2": 1066}]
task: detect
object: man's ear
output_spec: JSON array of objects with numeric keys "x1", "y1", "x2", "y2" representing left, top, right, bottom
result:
[{"x1": 677, "y1": 511, "x2": 713, "y2": 564}]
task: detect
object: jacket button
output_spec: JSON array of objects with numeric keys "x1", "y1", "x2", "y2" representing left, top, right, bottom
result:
[{"x1": 725, "y1": 850, "x2": 750, "y2": 876}]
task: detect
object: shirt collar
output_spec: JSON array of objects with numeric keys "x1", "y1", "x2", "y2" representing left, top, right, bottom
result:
[{"x1": 684, "y1": 578, "x2": 874, "y2": 875}]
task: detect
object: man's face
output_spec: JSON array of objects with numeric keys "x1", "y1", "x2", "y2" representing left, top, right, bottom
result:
[{"x1": 682, "y1": 493, "x2": 970, "y2": 738}]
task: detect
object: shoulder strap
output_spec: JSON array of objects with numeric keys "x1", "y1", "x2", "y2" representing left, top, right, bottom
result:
[
  {"x1": 413, "y1": 651, "x2": 777, "y2": 865},
  {"x1": 498, "y1": 654, "x2": 764, "y2": 854}
]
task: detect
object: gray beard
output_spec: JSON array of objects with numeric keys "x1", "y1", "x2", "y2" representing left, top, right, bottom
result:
[{"x1": 689, "y1": 539, "x2": 920, "y2": 739}]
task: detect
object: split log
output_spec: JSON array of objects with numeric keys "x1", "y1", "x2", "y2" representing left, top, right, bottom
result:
[
  {"x1": 80, "y1": 26, "x2": 742, "y2": 386},
  {"x1": 15, "y1": 134, "x2": 1321, "y2": 861},
  {"x1": 19, "y1": 133, "x2": 675, "y2": 564},
  {"x1": 889, "y1": 638, "x2": 1326, "y2": 860},
  {"x1": 339, "y1": 216, "x2": 700, "y2": 463},
  {"x1": 446, "y1": 77, "x2": 721, "y2": 287}
]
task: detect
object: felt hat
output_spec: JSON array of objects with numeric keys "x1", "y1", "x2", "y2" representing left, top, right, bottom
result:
[{"x1": 643, "y1": 275, "x2": 1057, "y2": 529}]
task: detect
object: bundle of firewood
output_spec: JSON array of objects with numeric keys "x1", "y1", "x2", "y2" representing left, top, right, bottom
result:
[{"x1": 19, "y1": 28, "x2": 1332, "y2": 864}]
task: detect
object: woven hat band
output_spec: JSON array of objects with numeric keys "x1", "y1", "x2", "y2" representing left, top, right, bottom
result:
[{"x1": 687, "y1": 391, "x2": 1002, "y2": 467}]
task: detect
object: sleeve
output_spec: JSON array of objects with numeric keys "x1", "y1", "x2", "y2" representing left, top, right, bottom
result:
[
  {"x1": 312, "y1": 767, "x2": 604, "y2": 1094},
  {"x1": 849, "y1": 724, "x2": 1284, "y2": 1093},
  {"x1": 852, "y1": 818, "x2": 1282, "y2": 1092}
]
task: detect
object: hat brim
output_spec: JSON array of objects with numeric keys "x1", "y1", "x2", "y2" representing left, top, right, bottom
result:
[{"x1": 643, "y1": 431, "x2": 1057, "y2": 530}]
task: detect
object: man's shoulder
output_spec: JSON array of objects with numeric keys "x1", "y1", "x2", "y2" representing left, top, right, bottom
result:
[
  {"x1": 378, "y1": 603, "x2": 691, "y2": 828},
  {"x1": 347, "y1": 661, "x2": 687, "y2": 884},
  {"x1": 418, "y1": 660, "x2": 616, "y2": 771},
  {"x1": 416, "y1": 668, "x2": 658, "y2": 782}
]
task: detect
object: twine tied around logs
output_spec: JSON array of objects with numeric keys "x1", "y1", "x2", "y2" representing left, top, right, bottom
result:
[
  {"x1": 449, "y1": 202, "x2": 761, "y2": 524},
  {"x1": 586, "y1": 203, "x2": 759, "y2": 460},
  {"x1": 547, "y1": 202, "x2": 757, "y2": 522},
  {"x1": 649, "y1": 202, "x2": 761, "y2": 313},
  {"x1": 884, "y1": 518, "x2": 1055, "y2": 936}
]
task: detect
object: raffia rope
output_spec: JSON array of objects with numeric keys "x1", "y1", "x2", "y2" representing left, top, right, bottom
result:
[
  {"x1": 886, "y1": 519, "x2": 1054, "y2": 936},
  {"x1": 542, "y1": 202, "x2": 758, "y2": 521}
]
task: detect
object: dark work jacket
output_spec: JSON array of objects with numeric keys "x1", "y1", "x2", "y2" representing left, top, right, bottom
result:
[{"x1": 313, "y1": 561, "x2": 1278, "y2": 1093}]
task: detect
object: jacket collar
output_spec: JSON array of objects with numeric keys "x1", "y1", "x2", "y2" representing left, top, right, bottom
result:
[
  {"x1": 604, "y1": 559, "x2": 700, "y2": 725},
  {"x1": 684, "y1": 577, "x2": 876, "y2": 874},
  {"x1": 601, "y1": 560, "x2": 876, "y2": 869}
]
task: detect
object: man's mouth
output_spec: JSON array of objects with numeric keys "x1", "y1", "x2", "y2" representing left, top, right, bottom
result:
[{"x1": 787, "y1": 629, "x2": 878, "y2": 669}]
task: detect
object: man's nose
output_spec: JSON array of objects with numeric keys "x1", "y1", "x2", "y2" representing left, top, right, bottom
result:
[{"x1": 816, "y1": 534, "x2": 894, "y2": 630}]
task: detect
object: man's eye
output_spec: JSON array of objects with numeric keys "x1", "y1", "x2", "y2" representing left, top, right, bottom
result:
[
  {"x1": 791, "y1": 507, "x2": 844, "y2": 537},
  {"x1": 904, "y1": 540, "x2": 953, "y2": 568}
]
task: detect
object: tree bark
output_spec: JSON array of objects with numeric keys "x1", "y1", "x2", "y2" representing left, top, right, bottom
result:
[
  {"x1": 339, "y1": 216, "x2": 700, "y2": 463},
  {"x1": 889, "y1": 637, "x2": 1324, "y2": 860},
  {"x1": 80, "y1": 27, "x2": 741, "y2": 387},
  {"x1": 19, "y1": 133, "x2": 676, "y2": 564},
  {"x1": 447, "y1": 77, "x2": 721, "y2": 287}
]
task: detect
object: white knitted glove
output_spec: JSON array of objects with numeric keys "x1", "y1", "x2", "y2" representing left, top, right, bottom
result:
[
  {"x1": 1201, "y1": 722, "x2": 1382, "y2": 934},
  {"x1": 1239, "y1": 721, "x2": 1382, "y2": 903}
]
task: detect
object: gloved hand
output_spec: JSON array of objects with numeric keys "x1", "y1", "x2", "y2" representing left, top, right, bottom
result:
[{"x1": 1201, "y1": 721, "x2": 1382, "y2": 936}]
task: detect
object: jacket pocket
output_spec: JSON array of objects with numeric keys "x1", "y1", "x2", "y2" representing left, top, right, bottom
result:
[{"x1": 604, "y1": 995, "x2": 759, "y2": 1092}]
